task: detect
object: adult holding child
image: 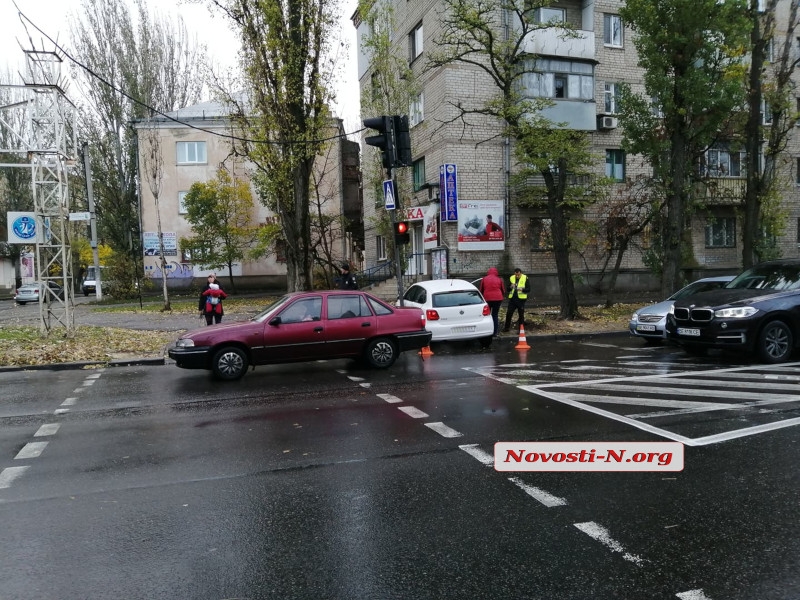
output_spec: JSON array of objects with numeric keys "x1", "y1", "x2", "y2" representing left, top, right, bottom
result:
[{"x1": 199, "y1": 274, "x2": 227, "y2": 325}]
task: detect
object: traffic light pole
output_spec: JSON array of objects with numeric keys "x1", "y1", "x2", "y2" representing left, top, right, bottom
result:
[{"x1": 389, "y1": 168, "x2": 405, "y2": 306}]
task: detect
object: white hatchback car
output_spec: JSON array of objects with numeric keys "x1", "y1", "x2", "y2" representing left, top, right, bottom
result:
[{"x1": 399, "y1": 279, "x2": 494, "y2": 346}]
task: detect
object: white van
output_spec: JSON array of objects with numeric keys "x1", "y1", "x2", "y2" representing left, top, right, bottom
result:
[{"x1": 81, "y1": 265, "x2": 103, "y2": 296}]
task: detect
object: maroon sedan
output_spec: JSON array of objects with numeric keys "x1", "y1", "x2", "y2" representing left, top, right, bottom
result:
[{"x1": 168, "y1": 290, "x2": 432, "y2": 380}]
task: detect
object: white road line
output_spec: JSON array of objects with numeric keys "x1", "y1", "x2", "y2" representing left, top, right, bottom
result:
[
  {"x1": 554, "y1": 393, "x2": 739, "y2": 411},
  {"x1": 377, "y1": 393, "x2": 403, "y2": 404},
  {"x1": 508, "y1": 477, "x2": 567, "y2": 507},
  {"x1": 61, "y1": 397, "x2": 77, "y2": 406},
  {"x1": 15, "y1": 442, "x2": 48, "y2": 460},
  {"x1": 621, "y1": 377, "x2": 800, "y2": 393},
  {"x1": 0, "y1": 466, "x2": 30, "y2": 488},
  {"x1": 82, "y1": 379, "x2": 96, "y2": 386},
  {"x1": 348, "y1": 376, "x2": 365, "y2": 382},
  {"x1": 691, "y1": 416, "x2": 800, "y2": 445},
  {"x1": 676, "y1": 590, "x2": 713, "y2": 600},
  {"x1": 573, "y1": 521, "x2": 644, "y2": 566},
  {"x1": 359, "y1": 383, "x2": 372, "y2": 388},
  {"x1": 529, "y1": 388, "x2": 696, "y2": 446},
  {"x1": 53, "y1": 408, "x2": 69, "y2": 415},
  {"x1": 398, "y1": 406, "x2": 429, "y2": 419},
  {"x1": 459, "y1": 444, "x2": 494, "y2": 466},
  {"x1": 86, "y1": 373, "x2": 102, "y2": 379},
  {"x1": 424, "y1": 422, "x2": 463, "y2": 438},
  {"x1": 34, "y1": 424, "x2": 60, "y2": 437}
]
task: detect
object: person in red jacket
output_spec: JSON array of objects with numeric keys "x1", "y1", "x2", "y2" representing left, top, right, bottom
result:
[
  {"x1": 199, "y1": 276, "x2": 228, "y2": 325},
  {"x1": 479, "y1": 266, "x2": 506, "y2": 336}
]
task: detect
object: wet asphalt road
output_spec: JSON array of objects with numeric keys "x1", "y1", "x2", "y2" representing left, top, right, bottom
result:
[{"x1": 1, "y1": 334, "x2": 799, "y2": 599}]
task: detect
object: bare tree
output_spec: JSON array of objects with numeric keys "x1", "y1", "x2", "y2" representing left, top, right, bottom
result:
[{"x1": 139, "y1": 121, "x2": 170, "y2": 310}]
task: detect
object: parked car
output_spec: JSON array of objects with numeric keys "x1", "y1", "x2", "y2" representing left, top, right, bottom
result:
[
  {"x1": 665, "y1": 260, "x2": 800, "y2": 363},
  {"x1": 14, "y1": 281, "x2": 64, "y2": 305},
  {"x1": 629, "y1": 276, "x2": 735, "y2": 343},
  {"x1": 168, "y1": 290, "x2": 432, "y2": 380},
  {"x1": 399, "y1": 279, "x2": 494, "y2": 347}
]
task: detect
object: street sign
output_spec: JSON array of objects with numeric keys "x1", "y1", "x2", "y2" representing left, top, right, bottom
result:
[
  {"x1": 440, "y1": 164, "x2": 458, "y2": 222},
  {"x1": 383, "y1": 179, "x2": 396, "y2": 210},
  {"x1": 69, "y1": 212, "x2": 92, "y2": 221}
]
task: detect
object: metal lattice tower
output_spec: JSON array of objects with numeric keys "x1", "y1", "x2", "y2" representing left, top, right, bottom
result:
[{"x1": 0, "y1": 49, "x2": 77, "y2": 335}]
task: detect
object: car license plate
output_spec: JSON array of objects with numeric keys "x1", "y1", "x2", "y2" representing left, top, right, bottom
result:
[
  {"x1": 636, "y1": 325, "x2": 656, "y2": 332},
  {"x1": 677, "y1": 327, "x2": 701, "y2": 336}
]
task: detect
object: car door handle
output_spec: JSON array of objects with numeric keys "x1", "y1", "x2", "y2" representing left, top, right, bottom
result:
[
  {"x1": 314, "y1": 327, "x2": 323, "y2": 333},
  {"x1": 361, "y1": 322, "x2": 371, "y2": 327}
]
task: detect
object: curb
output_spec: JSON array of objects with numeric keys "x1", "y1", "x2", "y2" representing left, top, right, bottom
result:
[
  {"x1": 0, "y1": 331, "x2": 633, "y2": 373},
  {"x1": 0, "y1": 356, "x2": 165, "y2": 373}
]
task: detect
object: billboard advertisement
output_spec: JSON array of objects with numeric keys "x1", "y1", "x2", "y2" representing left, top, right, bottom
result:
[{"x1": 456, "y1": 199, "x2": 505, "y2": 251}]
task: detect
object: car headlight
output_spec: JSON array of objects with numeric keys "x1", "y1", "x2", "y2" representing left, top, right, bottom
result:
[
  {"x1": 668, "y1": 305, "x2": 675, "y2": 315},
  {"x1": 175, "y1": 338, "x2": 195, "y2": 348},
  {"x1": 631, "y1": 312, "x2": 639, "y2": 322},
  {"x1": 714, "y1": 307, "x2": 758, "y2": 318}
]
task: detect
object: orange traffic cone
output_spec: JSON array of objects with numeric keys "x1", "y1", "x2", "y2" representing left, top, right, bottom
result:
[
  {"x1": 515, "y1": 324, "x2": 531, "y2": 350},
  {"x1": 419, "y1": 344, "x2": 434, "y2": 357}
]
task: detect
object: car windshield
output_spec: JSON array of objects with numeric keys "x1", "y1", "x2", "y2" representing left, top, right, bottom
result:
[
  {"x1": 669, "y1": 279, "x2": 728, "y2": 300},
  {"x1": 725, "y1": 264, "x2": 800, "y2": 291},
  {"x1": 253, "y1": 295, "x2": 293, "y2": 322}
]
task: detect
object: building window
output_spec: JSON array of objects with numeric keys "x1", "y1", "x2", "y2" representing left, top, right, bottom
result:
[
  {"x1": 704, "y1": 145, "x2": 746, "y2": 178},
  {"x1": 529, "y1": 217, "x2": 553, "y2": 251},
  {"x1": 376, "y1": 235, "x2": 387, "y2": 261},
  {"x1": 521, "y1": 58, "x2": 594, "y2": 101},
  {"x1": 604, "y1": 14, "x2": 623, "y2": 47},
  {"x1": 413, "y1": 157, "x2": 426, "y2": 191},
  {"x1": 705, "y1": 217, "x2": 736, "y2": 248},
  {"x1": 176, "y1": 141, "x2": 207, "y2": 164},
  {"x1": 604, "y1": 82, "x2": 620, "y2": 114},
  {"x1": 761, "y1": 98, "x2": 772, "y2": 125},
  {"x1": 409, "y1": 93, "x2": 424, "y2": 127},
  {"x1": 178, "y1": 191, "x2": 188, "y2": 214},
  {"x1": 409, "y1": 22, "x2": 423, "y2": 62},
  {"x1": 605, "y1": 149, "x2": 625, "y2": 182},
  {"x1": 534, "y1": 7, "x2": 565, "y2": 24}
]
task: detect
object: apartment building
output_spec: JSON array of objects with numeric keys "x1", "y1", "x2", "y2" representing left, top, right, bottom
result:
[
  {"x1": 135, "y1": 100, "x2": 362, "y2": 290},
  {"x1": 354, "y1": 1, "x2": 800, "y2": 297}
]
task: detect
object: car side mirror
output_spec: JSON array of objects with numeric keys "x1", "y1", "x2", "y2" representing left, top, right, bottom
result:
[{"x1": 269, "y1": 316, "x2": 282, "y2": 326}]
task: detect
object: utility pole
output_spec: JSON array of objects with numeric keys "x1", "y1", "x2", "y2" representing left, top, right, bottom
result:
[{"x1": 82, "y1": 142, "x2": 102, "y2": 300}]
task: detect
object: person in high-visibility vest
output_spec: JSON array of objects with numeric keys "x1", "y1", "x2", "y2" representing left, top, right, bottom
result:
[{"x1": 503, "y1": 268, "x2": 530, "y2": 333}]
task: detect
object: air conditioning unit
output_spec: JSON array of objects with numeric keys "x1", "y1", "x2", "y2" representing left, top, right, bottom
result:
[{"x1": 598, "y1": 115, "x2": 618, "y2": 129}]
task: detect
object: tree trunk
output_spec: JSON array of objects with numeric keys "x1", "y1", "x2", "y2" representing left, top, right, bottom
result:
[
  {"x1": 604, "y1": 238, "x2": 628, "y2": 307},
  {"x1": 546, "y1": 161, "x2": 579, "y2": 319},
  {"x1": 661, "y1": 124, "x2": 689, "y2": 298},
  {"x1": 743, "y1": 5, "x2": 765, "y2": 269}
]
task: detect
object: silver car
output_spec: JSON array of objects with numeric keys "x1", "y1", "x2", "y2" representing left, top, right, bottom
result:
[
  {"x1": 629, "y1": 276, "x2": 735, "y2": 343},
  {"x1": 14, "y1": 281, "x2": 64, "y2": 305}
]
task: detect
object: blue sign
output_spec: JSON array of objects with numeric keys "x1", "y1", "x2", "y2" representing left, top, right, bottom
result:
[
  {"x1": 12, "y1": 215, "x2": 36, "y2": 240},
  {"x1": 383, "y1": 179, "x2": 396, "y2": 210},
  {"x1": 439, "y1": 164, "x2": 458, "y2": 222}
]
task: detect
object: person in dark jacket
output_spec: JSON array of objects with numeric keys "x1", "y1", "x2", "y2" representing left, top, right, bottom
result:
[
  {"x1": 479, "y1": 266, "x2": 506, "y2": 336},
  {"x1": 338, "y1": 262, "x2": 359, "y2": 290},
  {"x1": 199, "y1": 274, "x2": 227, "y2": 325}
]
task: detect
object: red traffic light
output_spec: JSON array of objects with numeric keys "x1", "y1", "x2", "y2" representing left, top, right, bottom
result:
[{"x1": 394, "y1": 221, "x2": 410, "y2": 245}]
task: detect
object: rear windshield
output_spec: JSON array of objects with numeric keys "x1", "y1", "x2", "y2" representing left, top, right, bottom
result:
[
  {"x1": 726, "y1": 264, "x2": 800, "y2": 291},
  {"x1": 432, "y1": 290, "x2": 484, "y2": 308}
]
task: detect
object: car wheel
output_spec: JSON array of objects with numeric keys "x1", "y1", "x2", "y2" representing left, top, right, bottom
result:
[
  {"x1": 479, "y1": 335, "x2": 493, "y2": 348},
  {"x1": 16, "y1": 301, "x2": 25, "y2": 305},
  {"x1": 757, "y1": 320, "x2": 793, "y2": 364},
  {"x1": 683, "y1": 344, "x2": 707, "y2": 357},
  {"x1": 212, "y1": 346, "x2": 248, "y2": 380},
  {"x1": 83, "y1": 290, "x2": 89, "y2": 297},
  {"x1": 365, "y1": 337, "x2": 397, "y2": 368}
]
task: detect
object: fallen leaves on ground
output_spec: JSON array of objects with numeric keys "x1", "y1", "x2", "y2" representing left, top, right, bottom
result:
[{"x1": 0, "y1": 326, "x2": 179, "y2": 367}]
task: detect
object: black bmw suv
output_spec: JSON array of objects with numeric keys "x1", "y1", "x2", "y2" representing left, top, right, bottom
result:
[{"x1": 665, "y1": 260, "x2": 800, "y2": 363}]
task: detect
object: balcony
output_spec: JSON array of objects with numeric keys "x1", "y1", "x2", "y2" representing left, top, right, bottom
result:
[
  {"x1": 522, "y1": 28, "x2": 595, "y2": 61},
  {"x1": 694, "y1": 178, "x2": 746, "y2": 206}
]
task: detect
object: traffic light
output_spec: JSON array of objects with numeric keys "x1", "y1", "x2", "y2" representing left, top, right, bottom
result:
[
  {"x1": 394, "y1": 220, "x2": 410, "y2": 245},
  {"x1": 393, "y1": 115, "x2": 412, "y2": 167},
  {"x1": 363, "y1": 115, "x2": 395, "y2": 170}
]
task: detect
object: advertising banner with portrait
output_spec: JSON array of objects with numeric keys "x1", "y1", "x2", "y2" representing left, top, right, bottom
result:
[
  {"x1": 456, "y1": 199, "x2": 505, "y2": 251},
  {"x1": 143, "y1": 231, "x2": 177, "y2": 256}
]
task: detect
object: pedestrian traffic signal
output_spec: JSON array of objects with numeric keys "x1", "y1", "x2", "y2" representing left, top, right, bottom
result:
[
  {"x1": 363, "y1": 115, "x2": 396, "y2": 170},
  {"x1": 393, "y1": 115, "x2": 412, "y2": 167},
  {"x1": 394, "y1": 220, "x2": 410, "y2": 245}
]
